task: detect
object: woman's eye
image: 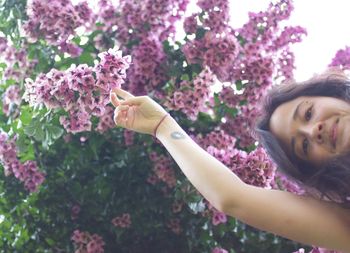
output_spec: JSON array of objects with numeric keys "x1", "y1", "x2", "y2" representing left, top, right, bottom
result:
[
  {"x1": 302, "y1": 138, "x2": 309, "y2": 155},
  {"x1": 305, "y1": 106, "x2": 313, "y2": 121}
]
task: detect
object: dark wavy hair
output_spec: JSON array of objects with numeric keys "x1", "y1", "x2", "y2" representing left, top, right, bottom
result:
[{"x1": 255, "y1": 70, "x2": 350, "y2": 208}]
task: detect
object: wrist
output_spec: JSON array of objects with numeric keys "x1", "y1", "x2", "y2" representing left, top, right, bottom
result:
[
  {"x1": 156, "y1": 115, "x2": 181, "y2": 139},
  {"x1": 153, "y1": 113, "x2": 169, "y2": 137}
]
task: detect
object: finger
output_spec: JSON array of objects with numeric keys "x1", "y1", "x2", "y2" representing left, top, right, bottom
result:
[
  {"x1": 117, "y1": 105, "x2": 130, "y2": 111},
  {"x1": 112, "y1": 87, "x2": 135, "y2": 100},
  {"x1": 126, "y1": 105, "x2": 134, "y2": 128},
  {"x1": 113, "y1": 109, "x2": 119, "y2": 125},
  {"x1": 114, "y1": 108, "x2": 127, "y2": 127},
  {"x1": 120, "y1": 96, "x2": 145, "y2": 106},
  {"x1": 110, "y1": 92, "x2": 119, "y2": 107}
]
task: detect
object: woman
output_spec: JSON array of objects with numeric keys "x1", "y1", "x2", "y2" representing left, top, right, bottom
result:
[{"x1": 109, "y1": 72, "x2": 350, "y2": 252}]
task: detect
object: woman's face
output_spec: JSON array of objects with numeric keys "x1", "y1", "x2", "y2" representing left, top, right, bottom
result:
[{"x1": 269, "y1": 96, "x2": 350, "y2": 165}]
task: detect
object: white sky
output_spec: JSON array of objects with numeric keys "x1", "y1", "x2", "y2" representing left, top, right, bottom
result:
[{"x1": 228, "y1": 0, "x2": 350, "y2": 81}]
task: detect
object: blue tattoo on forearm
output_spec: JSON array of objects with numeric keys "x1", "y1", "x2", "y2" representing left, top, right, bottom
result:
[{"x1": 171, "y1": 131, "x2": 185, "y2": 139}]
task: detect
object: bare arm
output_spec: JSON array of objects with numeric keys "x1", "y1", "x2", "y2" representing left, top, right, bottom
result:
[
  {"x1": 110, "y1": 88, "x2": 350, "y2": 252},
  {"x1": 157, "y1": 116, "x2": 350, "y2": 252},
  {"x1": 157, "y1": 115, "x2": 246, "y2": 212}
]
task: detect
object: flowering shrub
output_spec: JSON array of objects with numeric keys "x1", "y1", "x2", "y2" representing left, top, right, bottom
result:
[{"x1": 0, "y1": 0, "x2": 342, "y2": 252}]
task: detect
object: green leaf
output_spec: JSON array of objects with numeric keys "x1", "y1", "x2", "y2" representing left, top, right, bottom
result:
[
  {"x1": 19, "y1": 106, "x2": 33, "y2": 126},
  {"x1": 16, "y1": 134, "x2": 29, "y2": 153},
  {"x1": 181, "y1": 74, "x2": 190, "y2": 81},
  {"x1": 224, "y1": 106, "x2": 238, "y2": 118},
  {"x1": 46, "y1": 124, "x2": 64, "y2": 140},
  {"x1": 0, "y1": 62, "x2": 7, "y2": 69},
  {"x1": 213, "y1": 92, "x2": 221, "y2": 106},
  {"x1": 195, "y1": 27, "x2": 207, "y2": 40},
  {"x1": 79, "y1": 51, "x2": 94, "y2": 66},
  {"x1": 33, "y1": 127, "x2": 45, "y2": 142},
  {"x1": 190, "y1": 64, "x2": 202, "y2": 75},
  {"x1": 235, "y1": 80, "x2": 243, "y2": 90},
  {"x1": 18, "y1": 144, "x2": 35, "y2": 162},
  {"x1": 24, "y1": 120, "x2": 38, "y2": 137}
]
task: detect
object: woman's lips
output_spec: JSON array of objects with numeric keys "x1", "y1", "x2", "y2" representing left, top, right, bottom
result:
[{"x1": 330, "y1": 119, "x2": 339, "y2": 148}]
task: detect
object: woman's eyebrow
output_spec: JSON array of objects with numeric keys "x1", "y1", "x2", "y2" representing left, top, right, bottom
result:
[
  {"x1": 293, "y1": 101, "x2": 303, "y2": 120},
  {"x1": 290, "y1": 101, "x2": 304, "y2": 159}
]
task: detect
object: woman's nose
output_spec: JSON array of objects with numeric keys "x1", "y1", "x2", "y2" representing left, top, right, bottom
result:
[{"x1": 311, "y1": 122, "x2": 324, "y2": 143}]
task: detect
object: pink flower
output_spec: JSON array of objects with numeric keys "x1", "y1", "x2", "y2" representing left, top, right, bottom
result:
[
  {"x1": 2, "y1": 85, "x2": 21, "y2": 117},
  {"x1": 329, "y1": 46, "x2": 350, "y2": 69},
  {"x1": 59, "y1": 41, "x2": 83, "y2": 57},
  {"x1": 167, "y1": 218, "x2": 182, "y2": 234},
  {"x1": 71, "y1": 204, "x2": 81, "y2": 220},
  {"x1": 147, "y1": 152, "x2": 177, "y2": 188},
  {"x1": 112, "y1": 213, "x2": 132, "y2": 228},
  {"x1": 212, "y1": 210, "x2": 227, "y2": 225},
  {"x1": 212, "y1": 247, "x2": 229, "y2": 253},
  {"x1": 184, "y1": 14, "x2": 198, "y2": 34},
  {"x1": 71, "y1": 230, "x2": 105, "y2": 253}
]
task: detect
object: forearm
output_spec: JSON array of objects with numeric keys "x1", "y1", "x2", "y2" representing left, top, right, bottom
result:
[{"x1": 156, "y1": 115, "x2": 245, "y2": 212}]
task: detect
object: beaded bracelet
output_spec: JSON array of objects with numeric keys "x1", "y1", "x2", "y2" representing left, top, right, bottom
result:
[{"x1": 153, "y1": 113, "x2": 169, "y2": 138}]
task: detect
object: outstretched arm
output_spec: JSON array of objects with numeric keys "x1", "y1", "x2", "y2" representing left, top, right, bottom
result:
[
  {"x1": 157, "y1": 116, "x2": 350, "y2": 253},
  {"x1": 110, "y1": 88, "x2": 350, "y2": 252}
]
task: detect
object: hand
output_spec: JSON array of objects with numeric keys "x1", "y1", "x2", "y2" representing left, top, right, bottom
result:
[{"x1": 110, "y1": 88, "x2": 169, "y2": 136}]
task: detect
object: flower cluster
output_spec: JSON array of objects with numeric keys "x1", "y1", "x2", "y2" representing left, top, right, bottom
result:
[
  {"x1": 218, "y1": 85, "x2": 243, "y2": 108},
  {"x1": 71, "y1": 230, "x2": 105, "y2": 253},
  {"x1": 233, "y1": 0, "x2": 306, "y2": 83},
  {"x1": 95, "y1": 0, "x2": 119, "y2": 33},
  {"x1": 2, "y1": 85, "x2": 21, "y2": 118},
  {"x1": 71, "y1": 204, "x2": 81, "y2": 220},
  {"x1": 180, "y1": 0, "x2": 306, "y2": 153},
  {"x1": 164, "y1": 67, "x2": 215, "y2": 120},
  {"x1": 94, "y1": 0, "x2": 189, "y2": 102},
  {"x1": 111, "y1": 213, "x2": 131, "y2": 228},
  {"x1": 0, "y1": 36, "x2": 36, "y2": 81},
  {"x1": 123, "y1": 129, "x2": 135, "y2": 146},
  {"x1": 171, "y1": 200, "x2": 184, "y2": 213},
  {"x1": 221, "y1": 105, "x2": 261, "y2": 147},
  {"x1": 237, "y1": 0, "x2": 294, "y2": 44},
  {"x1": 206, "y1": 145, "x2": 276, "y2": 188},
  {"x1": 212, "y1": 247, "x2": 229, "y2": 253},
  {"x1": 126, "y1": 36, "x2": 168, "y2": 96},
  {"x1": 201, "y1": 201, "x2": 228, "y2": 226},
  {"x1": 329, "y1": 46, "x2": 350, "y2": 69},
  {"x1": 0, "y1": 132, "x2": 45, "y2": 192},
  {"x1": 23, "y1": 0, "x2": 93, "y2": 55},
  {"x1": 184, "y1": 0, "x2": 230, "y2": 35},
  {"x1": 23, "y1": 48, "x2": 130, "y2": 134},
  {"x1": 166, "y1": 218, "x2": 182, "y2": 234},
  {"x1": 272, "y1": 171, "x2": 305, "y2": 195},
  {"x1": 235, "y1": 147, "x2": 276, "y2": 188},
  {"x1": 212, "y1": 209, "x2": 227, "y2": 226},
  {"x1": 109, "y1": 0, "x2": 189, "y2": 44},
  {"x1": 182, "y1": 32, "x2": 240, "y2": 82},
  {"x1": 197, "y1": 0, "x2": 230, "y2": 33},
  {"x1": 276, "y1": 49, "x2": 296, "y2": 81},
  {"x1": 95, "y1": 106, "x2": 116, "y2": 134},
  {"x1": 147, "y1": 151, "x2": 177, "y2": 188},
  {"x1": 193, "y1": 128, "x2": 237, "y2": 152}
]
